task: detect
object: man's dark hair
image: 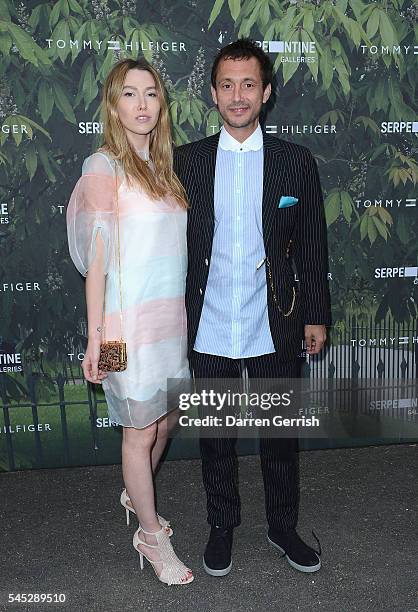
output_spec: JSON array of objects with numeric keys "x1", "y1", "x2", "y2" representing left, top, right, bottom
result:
[{"x1": 211, "y1": 38, "x2": 273, "y2": 91}]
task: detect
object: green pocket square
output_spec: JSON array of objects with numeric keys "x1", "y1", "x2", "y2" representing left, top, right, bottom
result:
[{"x1": 279, "y1": 196, "x2": 299, "y2": 208}]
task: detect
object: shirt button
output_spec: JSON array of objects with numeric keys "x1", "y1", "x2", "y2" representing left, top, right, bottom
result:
[
  {"x1": 236, "y1": 189, "x2": 240, "y2": 193},
  {"x1": 237, "y1": 216, "x2": 240, "y2": 221},
  {"x1": 235, "y1": 243, "x2": 240, "y2": 248},
  {"x1": 205, "y1": 258, "x2": 209, "y2": 266},
  {"x1": 199, "y1": 288, "x2": 203, "y2": 295}
]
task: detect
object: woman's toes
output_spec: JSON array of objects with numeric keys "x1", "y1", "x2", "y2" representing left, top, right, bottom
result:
[{"x1": 181, "y1": 573, "x2": 192, "y2": 582}]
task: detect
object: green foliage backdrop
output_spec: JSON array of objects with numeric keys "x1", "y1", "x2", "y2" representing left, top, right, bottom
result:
[{"x1": 0, "y1": 0, "x2": 417, "y2": 469}]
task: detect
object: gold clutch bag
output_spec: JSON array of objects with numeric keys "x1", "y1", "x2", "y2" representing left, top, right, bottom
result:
[
  {"x1": 98, "y1": 340, "x2": 127, "y2": 372},
  {"x1": 98, "y1": 164, "x2": 128, "y2": 373}
]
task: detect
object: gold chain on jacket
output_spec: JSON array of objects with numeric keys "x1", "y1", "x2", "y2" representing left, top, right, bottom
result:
[{"x1": 265, "y1": 256, "x2": 296, "y2": 317}]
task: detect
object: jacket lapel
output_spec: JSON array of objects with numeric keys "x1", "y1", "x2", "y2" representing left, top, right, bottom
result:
[
  {"x1": 194, "y1": 132, "x2": 220, "y2": 247},
  {"x1": 262, "y1": 133, "x2": 287, "y2": 246}
]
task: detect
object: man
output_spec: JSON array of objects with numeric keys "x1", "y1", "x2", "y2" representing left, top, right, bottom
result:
[{"x1": 174, "y1": 39, "x2": 331, "y2": 577}]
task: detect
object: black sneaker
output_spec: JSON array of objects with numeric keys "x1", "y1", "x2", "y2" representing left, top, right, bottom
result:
[
  {"x1": 267, "y1": 528, "x2": 321, "y2": 573},
  {"x1": 203, "y1": 526, "x2": 234, "y2": 576}
]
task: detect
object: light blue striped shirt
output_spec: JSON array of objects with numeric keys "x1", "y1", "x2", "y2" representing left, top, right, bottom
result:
[{"x1": 194, "y1": 125, "x2": 275, "y2": 358}]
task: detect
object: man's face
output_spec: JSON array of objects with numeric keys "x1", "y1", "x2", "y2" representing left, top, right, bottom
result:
[{"x1": 211, "y1": 57, "x2": 271, "y2": 130}]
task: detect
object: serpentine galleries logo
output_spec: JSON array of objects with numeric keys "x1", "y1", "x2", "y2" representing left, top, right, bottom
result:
[
  {"x1": 0, "y1": 343, "x2": 23, "y2": 374},
  {"x1": 0, "y1": 202, "x2": 9, "y2": 224},
  {"x1": 380, "y1": 121, "x2": 418, "y2": 133},
  {"x1": 45, "y1": 38, "x2": 186, "y2": 53},
  {"x1": 78, "y1": 122, "x2": 103, "y2": 135},
  {"x1": 374, "y1": 266, "x2": 418, "y2": 280},
  {"x1": 256, "y1": 40, "x2": 317, "y2": 64}
]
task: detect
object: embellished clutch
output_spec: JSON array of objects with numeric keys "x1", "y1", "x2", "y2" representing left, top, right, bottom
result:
[{"x1": 98, "y1": 340, "x2": 127, "y2": 372}]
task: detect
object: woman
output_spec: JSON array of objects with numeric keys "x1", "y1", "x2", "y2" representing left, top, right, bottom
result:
[{"x1": 66, "y1": 58, "x2": 193, "y2": 585}]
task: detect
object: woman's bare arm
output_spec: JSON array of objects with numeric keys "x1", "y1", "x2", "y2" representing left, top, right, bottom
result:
[{"x1": 83, "y1": 233, "x2": 107, "y2": 383}]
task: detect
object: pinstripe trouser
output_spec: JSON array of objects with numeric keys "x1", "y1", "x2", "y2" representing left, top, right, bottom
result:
[{"x1": 190, "y1": 350, "x2": 302, "y2": 532}]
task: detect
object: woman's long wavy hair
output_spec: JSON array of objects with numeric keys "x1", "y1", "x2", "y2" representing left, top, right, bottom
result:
[{"x1": 100, "y1": 58, "x2": 188, "y2": 208}]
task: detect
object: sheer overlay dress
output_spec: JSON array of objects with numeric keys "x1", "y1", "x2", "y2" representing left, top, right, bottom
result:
[{"x1": 67, "y1": 151, "x2": 189, "y2": 428}]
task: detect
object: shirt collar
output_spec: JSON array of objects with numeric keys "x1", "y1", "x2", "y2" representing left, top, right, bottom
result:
[{"x1": 218, "y1": 124, "x2": 263, "y2": 152}]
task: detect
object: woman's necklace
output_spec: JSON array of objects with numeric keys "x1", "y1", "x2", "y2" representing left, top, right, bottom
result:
[{"x1": 135, "y1": 149, "x2": 150, "y2": 165}]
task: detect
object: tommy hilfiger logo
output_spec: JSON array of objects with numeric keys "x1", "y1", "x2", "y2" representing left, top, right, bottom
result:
[
  {"x1": 360, "y1": 45, "x2": 418, "y2": 55},
  {"x1": 45, "y1": 39, "x2": 186, "y2": 52},
  {"x1": 350, "y1": 336, "x2": 418, "y2": 346},
  {"x1": 265, "y1": 125, "x2": 337, "y2": 134},
  {"x1": 355, "y1": 198, "x2": 416, "y2": 209}
]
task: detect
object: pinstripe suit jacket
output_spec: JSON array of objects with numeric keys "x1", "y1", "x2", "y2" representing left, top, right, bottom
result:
[{"x1": 173, "y1": 131, "x2": 331, "y2": 362}]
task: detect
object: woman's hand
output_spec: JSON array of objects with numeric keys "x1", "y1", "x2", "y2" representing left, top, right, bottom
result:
[{"x1": 82, "y1": 338, "x2": 108, "y2": 384}]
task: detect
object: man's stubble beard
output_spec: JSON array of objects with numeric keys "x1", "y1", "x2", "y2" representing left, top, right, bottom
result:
[{"x1": 218, "y1": 104, "x2": 262, "y2": 131}]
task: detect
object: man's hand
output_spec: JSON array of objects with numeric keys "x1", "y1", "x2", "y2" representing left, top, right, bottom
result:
[{"x1": 304, "y1": 324, "x2": 327, "y2": 355}]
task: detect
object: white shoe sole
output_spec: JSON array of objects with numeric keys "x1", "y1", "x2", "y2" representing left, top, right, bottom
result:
[
  {"x1": 267, "y1": 536, "x2": 321, "y2": 573},
  {"x1": 203, "y1": 556, "x2": 232, "y2": 577}
]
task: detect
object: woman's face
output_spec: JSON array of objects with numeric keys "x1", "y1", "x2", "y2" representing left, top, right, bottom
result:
[{"x1": 116, "y1": 68, "x2": 161, "y2": 139}]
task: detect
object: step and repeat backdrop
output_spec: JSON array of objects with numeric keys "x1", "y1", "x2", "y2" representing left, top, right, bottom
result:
[{"x1": 0, "y1": 0, "x2": 417, "y2": 471}]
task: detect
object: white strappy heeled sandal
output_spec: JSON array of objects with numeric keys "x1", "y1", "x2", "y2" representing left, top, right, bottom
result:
[
  {"x1": 133, "y1": 527, "x2": 194, "y2": 585},
  {"x1": 120, "y1": 489, "x2": 173, "y2": 536}
]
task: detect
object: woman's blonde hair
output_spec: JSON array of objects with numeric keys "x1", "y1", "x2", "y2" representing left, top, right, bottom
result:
[{"x1": 100, "y1": 58, "x2": 188, "y2": 208}]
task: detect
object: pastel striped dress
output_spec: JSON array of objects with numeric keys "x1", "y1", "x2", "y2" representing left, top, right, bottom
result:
[{"x1": 67, "y1": 151, "x2": 189, "y2": 428}]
